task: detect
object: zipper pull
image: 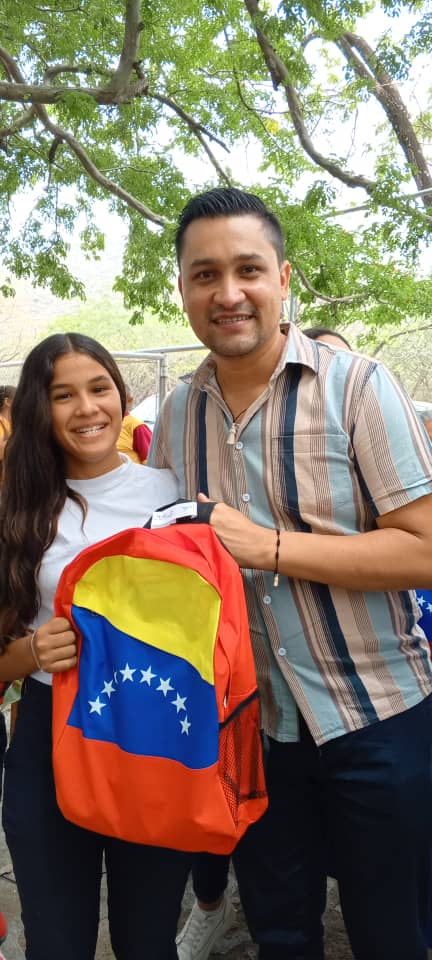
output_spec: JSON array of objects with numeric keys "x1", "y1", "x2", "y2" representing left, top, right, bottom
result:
[{"x1": 227, "y1": 421, "x2": 237, "y2": 445}]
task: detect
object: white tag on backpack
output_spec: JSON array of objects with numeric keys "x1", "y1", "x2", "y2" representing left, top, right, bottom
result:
[{"x1": 150, "y1": 501, "x2": 198, "y2": 528}]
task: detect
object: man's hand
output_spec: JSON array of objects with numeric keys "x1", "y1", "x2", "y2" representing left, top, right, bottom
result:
[
  {"x1": 198, "y1": 491, "x2": 432, "y2": 590},
  {"x1": 32, "y1": 617, "x2": 77, "y2": 673},
  {"x1": 197, "y1": 493, "x2": 274, "y2": 569}
]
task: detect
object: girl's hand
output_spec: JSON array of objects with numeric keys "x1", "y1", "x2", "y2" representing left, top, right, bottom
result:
[{"x1": 32, "y1": 617, "x2": 77, "y2": 673}]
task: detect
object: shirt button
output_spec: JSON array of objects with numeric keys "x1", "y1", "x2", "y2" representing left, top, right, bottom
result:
[
  {"x1": 278, "y1": 647, "x2": 286, "y2": 657},
  {"x1": 263, "y1": 595, "x2": 272, "y2": 605},
  {"x1": 235, "y1": 441, "x2": 243, "y2": 450},
  {"x1": 242, "y1": 493, "x2": 250, "y2": 502}
]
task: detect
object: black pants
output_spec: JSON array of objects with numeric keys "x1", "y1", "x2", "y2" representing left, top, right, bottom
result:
[
  {"x1": 233, "y1": 699, "x2": 432, "y2": 960},
  {"x1": 191, "y1": 852, "x2": 230, "y2": 903},
  {"x1": 2, "y1": 678, "x2": 191, "y2": 960}
]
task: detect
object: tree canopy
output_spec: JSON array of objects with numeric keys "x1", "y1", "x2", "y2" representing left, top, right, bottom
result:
[{"x1": 1, "y1": 0, "x2": 431, "y2": 334}]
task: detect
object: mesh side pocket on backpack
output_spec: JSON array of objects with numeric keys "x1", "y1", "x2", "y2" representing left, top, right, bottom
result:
[{"x1": 218, "y1": 690, "x2": 267, "y2": 825}]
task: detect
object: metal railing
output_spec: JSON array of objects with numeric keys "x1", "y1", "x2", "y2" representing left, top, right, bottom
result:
[
  {"x1": 0, "y1": 343, "x2": 208, "y2": 412},
  {"x1": 110, "y1": 344, "x2": 207, "y2": 407}
]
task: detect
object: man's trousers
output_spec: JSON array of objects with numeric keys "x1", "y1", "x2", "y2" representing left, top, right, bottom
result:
[{"x1": 233, "y1": 695, "x2": 432, "y2": 960}]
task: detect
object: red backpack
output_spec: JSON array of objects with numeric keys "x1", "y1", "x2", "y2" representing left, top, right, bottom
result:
[{"x1": 52, "y1": 523, "x2": 267, "y2": 853}]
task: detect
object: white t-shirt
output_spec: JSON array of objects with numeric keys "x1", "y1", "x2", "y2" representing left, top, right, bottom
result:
[{"x1": 32, "y1": 457, "x2": 178, "y2": 685}]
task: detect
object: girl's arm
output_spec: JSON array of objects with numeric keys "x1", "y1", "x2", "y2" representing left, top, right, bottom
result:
[{"x1": 0, "y1": 617, "x2": 77, "y2": 682}]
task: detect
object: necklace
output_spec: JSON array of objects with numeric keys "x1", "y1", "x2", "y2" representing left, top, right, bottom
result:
[{"x1": 226, "y1": 407, "x2": 248, "y2": 446}]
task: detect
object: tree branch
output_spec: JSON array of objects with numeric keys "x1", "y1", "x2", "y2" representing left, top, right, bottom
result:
[
  {"x1": 0, "y1": 77, "x2": 148, "y2": 105},
  {"x1": 106, "y1": 0, "x2": 142, "y2": 96},
  {"x1": 324, "y1": 194, "x2": 432, "y2": 223},
  {"x1": 0, "y1": 105, "x2": 36, "y2": 143},
  {"x1": 150, "y1": 89, "x2": 229, "y2": 152},
  {"x1": 294, "y1": 263, "x2": 374, "y2": 304},
  {"x1": 371, "y1": 322, "x2": 432, "y2": 357},
  {"x1": 32, "y1": 106, "x2": 169, "y2": 225},
  {"x1": 338, "y1": 32, "x2": 432, "y2": 208},
  {"x1": 0, "y1": 36, "x2": 147, "y2": 106},
  {"x1": 0, "y1": 44, "x2": 167, "y2": 227},
  {"x1": 44, "y1": 62, "x2": 111, "y2": 82},
  {"x1": 243, "y1": 0, "x2": 377, "y2": 194},
  {"x1": 149, "y1": 90, "x2": 231, "y2": 185},
  {"x1": 0, "y1": 44, "x2": 17, "y2": 81}
]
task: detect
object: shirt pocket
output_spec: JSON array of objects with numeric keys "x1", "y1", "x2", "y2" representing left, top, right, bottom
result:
[{"x1": 270, "y1": 432, "x2": 355, "y2": 525}]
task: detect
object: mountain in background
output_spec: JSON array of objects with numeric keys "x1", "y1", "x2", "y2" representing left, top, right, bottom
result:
[
  {"x1": 1, "y1": 226, "x2": 127, "y2": 357},
  {"x1": 0, "y1": 224, "x2": 203, "y2": 402}
]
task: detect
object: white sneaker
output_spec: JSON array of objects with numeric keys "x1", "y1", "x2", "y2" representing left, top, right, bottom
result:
[{"x1": 176, "y1": 896, "x2": 235, "y2": 960}]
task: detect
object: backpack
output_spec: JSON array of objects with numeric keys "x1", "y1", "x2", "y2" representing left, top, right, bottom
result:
[{"x1": 52, "y1": 522, "x2": 268, "y2": 853}]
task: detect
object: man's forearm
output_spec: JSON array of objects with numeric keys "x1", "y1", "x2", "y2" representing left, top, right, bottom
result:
[
  {"x1": 272, "y1": 527, "x2": 431, "y2": 591},
  {"x1": 202, "y1": 496, "x2": 432, "y2": 592}
]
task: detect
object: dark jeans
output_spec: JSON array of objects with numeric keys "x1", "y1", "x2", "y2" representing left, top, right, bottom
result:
[
  {"x1": 426, "y1": 873, "x2": 432, "y2": 949},
  {"x1": 2, "y1": 678, "x2": 191, "y2": 960},
  {"x1": 233, "y1": 698, "x2": 432, "y2": 960},
  {"x1": 192, "y1": 852, "x2": 230, "y2": 903}
]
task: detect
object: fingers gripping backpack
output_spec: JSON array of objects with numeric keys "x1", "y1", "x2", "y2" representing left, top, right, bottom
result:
[{"x1": 52, "y1": 523, "x2": 268, "y2": 853}]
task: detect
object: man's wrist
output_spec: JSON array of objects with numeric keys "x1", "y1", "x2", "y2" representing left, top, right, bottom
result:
[{"x1": 255, "y1": 526, "x2": 281, "y2": 573}]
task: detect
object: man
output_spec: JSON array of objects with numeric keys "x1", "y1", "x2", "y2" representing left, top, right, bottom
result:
[
  {"x1": 302, "y1": 326, "x2": 352, "y2": 351},
  {"x1": 149, "y1": 188, "x2": 432, "y2": 960}
]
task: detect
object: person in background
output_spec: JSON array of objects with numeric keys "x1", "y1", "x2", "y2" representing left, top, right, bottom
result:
[
  {"x1": 149, "y1": 186, "x2": 432, "y2": 960},
  {"x1": 0, "y1": 386, "x2": 16, "y2": 482},
  {"x1": 176, "y1": 853, "x2": 233, "y2": 960},
  {"x1": 117, "y1": 383, "x2": 152, "y2": 463},
  {"x1": 421, "y1": 413, "x2": 432, "y2": 444},
  {"x1": 0, "y1": 333, "x2": 190, "y2": 960},
  {"x1": 302, "y1": 326, "x2": 352, "y2": 351}
]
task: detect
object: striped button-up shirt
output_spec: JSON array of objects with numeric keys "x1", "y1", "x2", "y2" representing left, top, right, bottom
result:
[{"x1": 149, "y1": 323, "x2": 432, "y2": 744}]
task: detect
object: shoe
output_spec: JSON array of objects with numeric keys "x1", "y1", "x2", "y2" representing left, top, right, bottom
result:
[
  {"x1": 176, "y1": 897, "x2": 235, "y2": 960},
  {"x1": 176, "y1": 896, "x2": 235, "y2": 960}
]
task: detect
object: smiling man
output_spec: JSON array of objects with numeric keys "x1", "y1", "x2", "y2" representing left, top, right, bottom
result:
[{"x1": 149, "y1": 188, "x2": 432, "y2": 960}]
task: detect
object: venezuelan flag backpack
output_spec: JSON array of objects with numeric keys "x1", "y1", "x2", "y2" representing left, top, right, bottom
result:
[{"x1": 52, "y1": 521, "x2": 268, "y2": 853}]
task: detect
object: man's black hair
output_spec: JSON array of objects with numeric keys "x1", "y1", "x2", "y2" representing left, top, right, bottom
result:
[
  {"x1": 175, "y1": 187, "x2": 285, "y2": 266},
  {"x1": 302, "y1": 326, "x2": 352, "y2": 350}
]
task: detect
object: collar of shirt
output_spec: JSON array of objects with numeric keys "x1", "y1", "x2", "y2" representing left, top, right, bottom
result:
[{"x1": 189, "y1": 322, "x2": 319, "y2": 394}]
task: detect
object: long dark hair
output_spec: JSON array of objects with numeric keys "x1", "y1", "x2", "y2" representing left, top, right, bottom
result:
[{"x1": 0, "y1": 333, "x2": 126, "y2": 648}]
